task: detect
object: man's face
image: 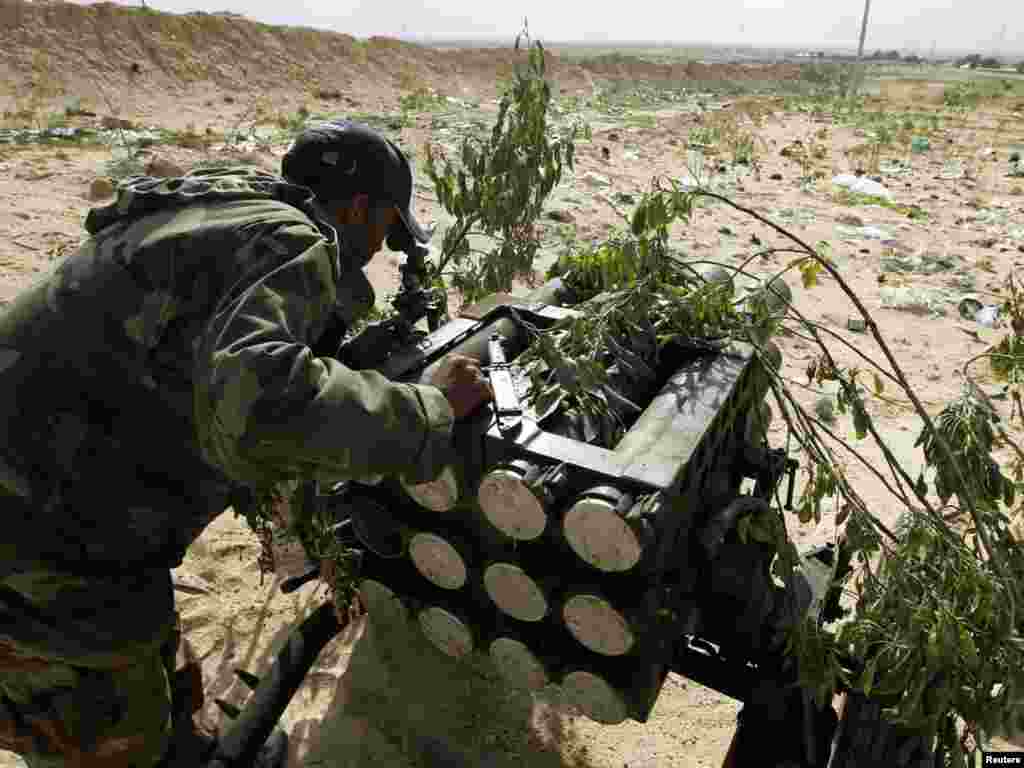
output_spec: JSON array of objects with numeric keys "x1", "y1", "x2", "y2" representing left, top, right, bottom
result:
[{"x1": 337, "y1": 195, "x2": 400, "y2": 267}]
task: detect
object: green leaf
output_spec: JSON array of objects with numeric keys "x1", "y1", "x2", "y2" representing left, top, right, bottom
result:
[
  {"x1": 736, "y1": 516, "x2": 750, "y2": 544},
  {"x1": 800, "y1": 259, "x2": 823, "y2": 289},
  {"x1": 631, "y1": 204, "x2": 647, "y2": 236},
  {"x1": 860, "y1": 658, "x2": 877, "y2": 697},
  {"x1": 748, "y1": 516, "x2": 775, "y2": 544},
  {"x1": 915, "y1": 473, "x2": 928, "y2": 498},
  {"x1": 852, "y1": 401, "x2": 869, "y2": 441}
]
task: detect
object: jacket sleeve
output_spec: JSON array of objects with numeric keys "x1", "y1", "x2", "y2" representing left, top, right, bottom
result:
[{"x1": 193, "y1": 222, "x2": 454, "y2": 490}]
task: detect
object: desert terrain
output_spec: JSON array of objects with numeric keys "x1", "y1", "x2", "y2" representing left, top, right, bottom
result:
[{"x1": 2, "y1": 2, "x2": 1024, "y2": 766}]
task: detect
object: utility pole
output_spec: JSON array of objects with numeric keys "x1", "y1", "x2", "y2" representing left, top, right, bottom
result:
[{"x1": 857, "y1": 0, "x2": 873, "y2": 58}]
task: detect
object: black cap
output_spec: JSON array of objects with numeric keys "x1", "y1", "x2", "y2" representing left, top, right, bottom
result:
[{"x1": 282, "y1": 119, "x2": 430, "y2": 245}]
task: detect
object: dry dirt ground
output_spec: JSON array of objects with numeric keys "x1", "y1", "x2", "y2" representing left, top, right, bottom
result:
[{"x1": 2, "y1": 3, "x2": 1024, "y2": 767}]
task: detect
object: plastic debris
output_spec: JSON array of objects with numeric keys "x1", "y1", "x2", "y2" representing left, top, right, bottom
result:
[
  {"x1": 836, "y1": 224, "x2": 893, "y2": 241},
  {"x1": 975, "y1": 305, "x2": 1001, "y2": 327},
  {"x1": 911, "y1": 136, "x2": 931, "y2": 154},
  {"x1": 959, "y1": 296, "x2": 1002, "y2": 327},
  {"x1": 832, "y1": 174, "x2": 893, "y2": 201}
]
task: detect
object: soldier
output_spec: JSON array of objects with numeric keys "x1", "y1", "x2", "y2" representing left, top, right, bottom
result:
[{"x1": 0, "y1": 120, "x2": 493, "y2": 767}]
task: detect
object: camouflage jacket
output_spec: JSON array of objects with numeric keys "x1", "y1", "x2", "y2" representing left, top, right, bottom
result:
[{"x1": 0, "y1": 167, "x2": 454, "y2": 575}]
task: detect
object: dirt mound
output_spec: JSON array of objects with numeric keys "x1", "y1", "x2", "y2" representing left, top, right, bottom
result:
[{"x1": 0, "y1": 0, "x2": 801, "y2": 120}]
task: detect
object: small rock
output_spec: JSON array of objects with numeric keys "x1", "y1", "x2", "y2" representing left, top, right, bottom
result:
[
  {"x1": 607, "y1": 131, "x2": 620, "y2": 142},
  {"x1": 145, "y1": 155, "x2": 185, "y2": 178},
  {"x1": 88, "y1": 177, "x2": 116, "y2": 200},
  {"x1": 101, "y1": 116, "x2": 134, "y2": 131},
  {"x1": 546, "y1": 209, "x2": 575, "y2": 223},
  {"x1": 223, "y1": 95, "x2": 236, "y2": 104},
  {"x1": 129, "y1": 62, "x2": 141, "y2": 75},
  {"x1": 770, "y1": 172, "x2": 783, "y2": 181},
  {"x1": 837, "y1": 214, "x2": 864, "y2": 227},
  {"x1": 601, "y1": 146, "x2": 611, "y2": 161},
  {"x1": 316, "y1": 88, "x2": 343, "y2": 100}
]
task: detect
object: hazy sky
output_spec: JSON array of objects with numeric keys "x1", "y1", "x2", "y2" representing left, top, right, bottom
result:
[{"x1": 71, "y1": 0, "x2": 1024, "y2": 54}]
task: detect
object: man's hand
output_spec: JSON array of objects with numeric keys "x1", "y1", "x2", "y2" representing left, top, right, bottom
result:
[
  {"x1": 319, "y1": 558, "x2": 364, "y2": 626},
  {"x1": 429, "y1": 353, "x2": 494, "y2": 420}
]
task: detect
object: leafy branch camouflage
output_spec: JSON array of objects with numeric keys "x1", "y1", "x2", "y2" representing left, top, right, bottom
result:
[
  {"x1": 521, "y1": 174, "x2": 1024, "y2": 758},
  {"x1": 423, "y1": 31, "x2": 589, "y2": 306}
]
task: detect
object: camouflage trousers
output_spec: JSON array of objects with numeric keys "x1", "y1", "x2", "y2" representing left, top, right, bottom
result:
[{"x1": 0, "y1": 567, "x2": 206, "y2": 768}]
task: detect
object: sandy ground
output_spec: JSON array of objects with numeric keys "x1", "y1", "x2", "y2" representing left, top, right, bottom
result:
[{"x1": 2, "y1": 3, "x2": 1024, "y2": 766}]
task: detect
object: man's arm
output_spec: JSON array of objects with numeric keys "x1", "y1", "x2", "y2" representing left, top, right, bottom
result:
[{"x1": 193, "y1": 223, "x2": 454, "y2": 491}]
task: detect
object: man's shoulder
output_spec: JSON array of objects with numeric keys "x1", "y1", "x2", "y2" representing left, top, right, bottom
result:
[{"x1": 84, "y1": 166, "x2": 321, "y2": 238}]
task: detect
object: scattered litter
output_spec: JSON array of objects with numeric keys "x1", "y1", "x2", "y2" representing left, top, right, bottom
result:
[
  {"x1": 1010, "y1": 227, "x2": 1024, "y2": 241},
  {"x1": 959, "y1": 296, "x2": 1002, "y2": 327},
  {"x1": 879, "y1": 286, "x2": 952, "y2": 316},
  {"x1": 975, "y1": 306, "x2": 1001, "y2": 327},
  {"x1": 832, "y1": 174, "x2": 893, "y2": 201},
  {"x1": 847, "y1": 317, "x2": 867, "y2": 333},
  {"x1": 677, "y1": 173, "x2": 703, "y2": 191},
  {"x1": 836, "y1": 224, "x2": 893, "y2": 241}
]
